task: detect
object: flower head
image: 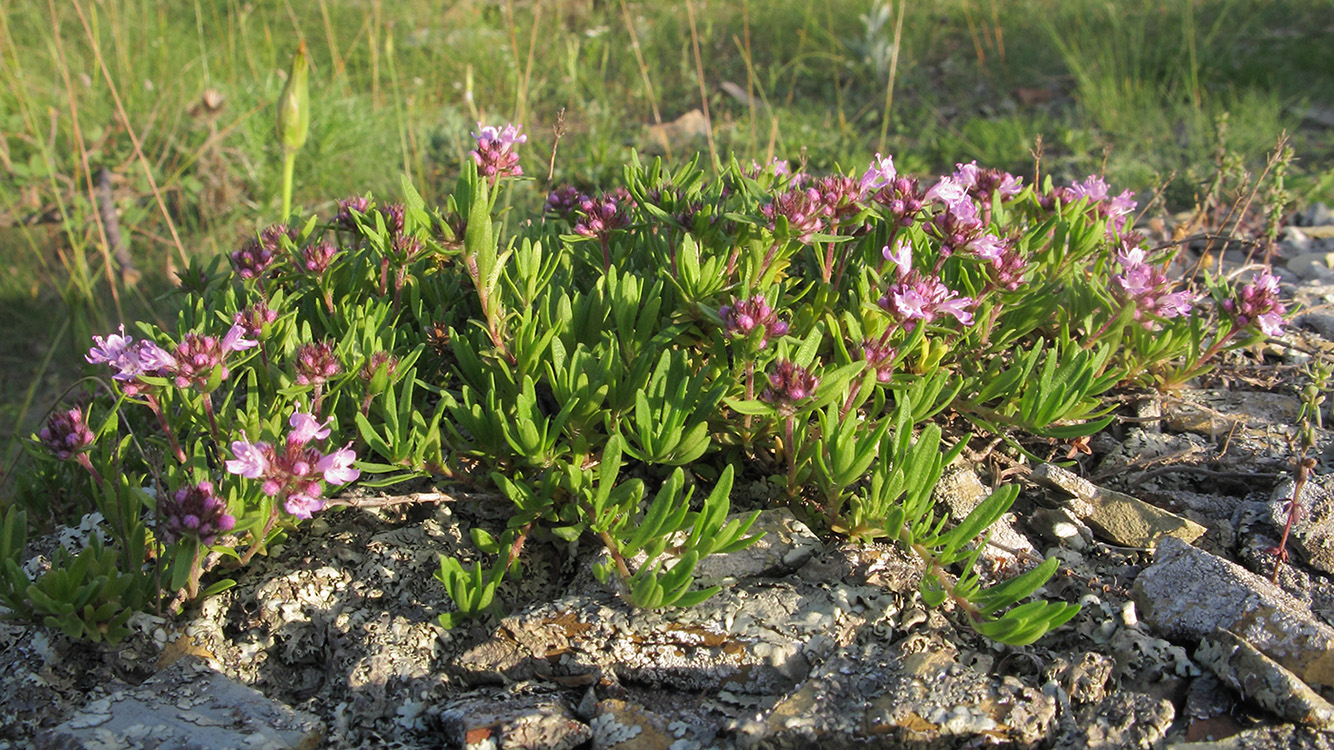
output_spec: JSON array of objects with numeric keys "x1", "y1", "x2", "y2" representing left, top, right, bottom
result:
[
  {"x1": 159, "y1": 481, "x2": 236, "y2": 546},
  {"x1": 763, "y1": 187, "x2": 825, "y2": 244},
  {"x1": 300, "y1": 239, "x2": 340, "y2": 274},
  {"x1": 761, "y1": 360, "x2": 820, "y2": 414},
  {"x1": 871, "y1": 176, "x2": 926, "y2": 228},
  {"x1": 234, "y1": 302, "x2": 278, "y2": 341},
  {"x1": 879, "y1": 269, "x2": 976, "y2": 330},
  {"x1": 1225, "y1": 271, "x2": 1287, "y2": 337},
  {"x1": 288, "y1": 411, "x2": 332, "y2": 445},
  {"x1": 38, "y1": 407, "x2": 95, "y2": 460},
  {"x1": 545, "y1": 186, "x2": 587, "y2": 220},
  {"x1": 812, "y1": 175, "x2": 864, "y2": 225},
  {"x1": 225, "y1": 408, "x2": 360, "y2": 520},
  {"x1": 1111, "y1": 242, "x2": 1195, "y2": 327},
  {"x1": 573, "y1": 188, "x2": 634, "y2": 240},
  {"x1": 719, "y1": 295, "x2": 790, "y2": 349},
  {"x1": 334, "y1": 195, "x2": 370, "y2": 234},
  {"x1": 294, "y1": 340, "x2": 342, "y2": 386},
  {"x1": 857, "y1": 339, "x2": 896, "y2": 383},
  {"x1": 87, "y1": 326, "x2": 176, "y2": 387},
  {"x1": 471, "y1": 122, "x2": 527, "y2": 179}
]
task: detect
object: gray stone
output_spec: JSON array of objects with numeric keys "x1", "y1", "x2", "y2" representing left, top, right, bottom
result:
[
  {"x1": 36, "y1": 656, "x2": 323, "y2": 750},
  {"x1": 1287, "y1": 252, "x2": 1334, "y2": 283},
  {"x1": 688, "y1": 508, "x2": 821, "y2": 587},
  {"x1": 735, "y1": 631, "x2": 1057, "y2": 749},
  {"x1": 1195, "y1": 628, "x2": 1334, "y2": 728},
  {"x1": 454, "y1": 583, "x2": 870, "y2": 695},
  {"x1": 1031, "y1": 463, "x2": 1207, "y2": 548},
  {"x1": 1299, "y1": 202, "x2": 1334, "y2": 228},
  {"x1": 439, "y1": 689, "x2": 591, "y2": 750},
  {"x1": 1297, "y1": 311, "x2": 1334, "y2": 342},
  {"x1": 1134, "y1": 537, "x2": 1334, "y2": 689},
  {"x1": 1162, "y1": 389, "x2": 1304, "y2": 438},
  {"x1": 1048, "y1": 691, "x2": 1175, "y2": 749},
  {"x1": 1168, "y1": 724, "x2": 1334, "y2": 749}
]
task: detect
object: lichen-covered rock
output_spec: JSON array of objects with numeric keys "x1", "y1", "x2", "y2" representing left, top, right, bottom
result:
[
  {"x1": 688, "y1": 508, "x2": 821, "y2": 587},
  {"x1": 438, "y1": 688, "x2": 592, "y2": 750},
  {"x1": 1032, "y1": 463, "x2": 1207, "y2": 548},
  {"x1": 736, "y1": 631, "x2": 1057, "y2": 749},
  {"x1": 1195, "y1": 628, "x2": 1334, "y2": 728},
  {"x1": 1135, "y1": 537, "x2": 1334, "y2": 689},
  {"x1": 1269, "y1": 474, "x2": 1334, "y2": 577},
  {"x1": 36, "y1": 656, "x2": 324, "y2": 750},
  {"x1": 455, "y1": 581, "x2": 874, "y2": 695},
  {"x1": 1049, "y1": 691, "x2": 1174, "y2": 749}
]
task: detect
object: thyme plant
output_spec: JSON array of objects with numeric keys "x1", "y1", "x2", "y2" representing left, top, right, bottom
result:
[{"x1": 2, "y1": 129, "x2": 1291, "y2": 647}]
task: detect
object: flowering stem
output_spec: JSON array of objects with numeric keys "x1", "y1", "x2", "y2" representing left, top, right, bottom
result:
[
  {"x1": 76, "y1": 453, "x2": 104, "y2": 487},
  {"x1": 1273, "y1": 457, "x2": 1317, "y2": 582},
  {"x1": 239, "y1": 508, "x2": 281, "y2": 566},
  {"x1": 145, "y1": 393, "x2": 186, "y2": 463},
  {"x1": 600, "y1": 236, "x2": 612, "y2": 272},
  {"x1": 201, "y1": 394, "x2": 221, "y2": 445},
  {"x1": 784, "y1": 415, "x2": 798, "y2": 497}
]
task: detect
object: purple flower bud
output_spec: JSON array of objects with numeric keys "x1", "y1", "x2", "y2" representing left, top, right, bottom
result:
[
  {"x1": 762, "y1": 187, "x2": 824, "y2": 244},
  {"x1": 1225, "y1": 271, "x2": 1286, "y2": 337},
  {"x1": 171, "y1": 333, "x2": 228, "y2": 391},
  {"x1": 573, "y1": 188, "x2": 633, "y2": 240},
  {"x1": 761, "y1": 360, "x2": 820, "y2": 413},
  {"x1": 334, "y1": 195, "x2": 370, "y2": 234},
  {"x1": 545, "y1": 186, "x2": 587, "y2": 220},
  {"x1": 160, "y1": 481, "x2": 235, "y2": 546},
  {"x1": 719, "y1": 295, "x2": 790, "y2": 349},
  {"x1": 471, "y1": 122, "x2": 527, "y2": 179},
  {"x1": 294, "y1": 341, "x2": 342, "y2": 386},
  {"x1": 234, "y1": 302, "x2": 278, "y2": 340},
  {"x1": 857, "y1": 339, "x2": 896, "y2": 383},
  {"x1": 301, "y1": 239, "x2": 340, "y2": 273},
  {"x1": 38, "y1": 407, "x2": 95, "y2": 460},
  {"x1": 376, "y1": 203, "x2": 406, "y2": 239}
]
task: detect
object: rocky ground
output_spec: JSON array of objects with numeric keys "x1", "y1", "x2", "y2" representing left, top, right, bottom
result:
[{"x1": 9, "y1": 209, "x2": 1334, "y2": 749}]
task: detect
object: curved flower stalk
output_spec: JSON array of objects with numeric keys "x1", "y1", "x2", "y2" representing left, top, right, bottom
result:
[{"x1": 86, "y1": 325, "x2": 184, "y2": 461}]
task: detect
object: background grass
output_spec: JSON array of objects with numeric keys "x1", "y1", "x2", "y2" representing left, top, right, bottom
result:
[{"x1": 2, "y1": 0, "x2": 1332, "y2": 468}]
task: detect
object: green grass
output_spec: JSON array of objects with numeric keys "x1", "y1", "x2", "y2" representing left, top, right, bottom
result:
[{"x1": 1, "y1": 0, "x2": 1332, "y2": 464}]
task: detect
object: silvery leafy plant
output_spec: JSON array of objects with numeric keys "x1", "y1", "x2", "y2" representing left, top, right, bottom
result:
[{"x1": 3, "y1": 126, "x2": 1290, "y2": 647}]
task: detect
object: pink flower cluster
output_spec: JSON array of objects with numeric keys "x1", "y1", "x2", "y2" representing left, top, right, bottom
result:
[
  {"x1": 159, "y1": 480, "x2": 236, "y2": 546},
  {"x1": 225, "y1": 410, "x2": 360, "y2": 519},
  {"x1": 761, "y1": 360, "x2": 820, "y2": 413},
  {"x1": 1224, "y1": 272, "x2": 1287, "y2": 337},
  {"x1": 86, "y1": 325, "x2": 177, "y2": 391},
  {"x1": 38, "y1": 406, "x2": 95, "y2": 460},
  {"x1": 573, "y1": 188, "x2": 634, "y2": 240},
  {"x1": 171, "y1": 326, "x2": 258, "y2": 391},
  {"x1": 720, "y1": 294, "x2": 790, "y2": 349},
  {"x1": 471, "y1": 122, "x2": 526, "y2": 179},
  {"x1": 878, "y1": 241, "x2": 976, "y2": 329},
  {"x1": 1111, "y1": 245, "x2": 1195, "y2": 327},
  {"x1": 1055, "y1": 175, "x2": 1137, "y2": 237}
]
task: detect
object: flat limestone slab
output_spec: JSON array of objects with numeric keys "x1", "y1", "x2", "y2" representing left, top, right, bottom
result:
[{"x1": 36, "y1": 655, "x2": 324, "y2": 750}]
